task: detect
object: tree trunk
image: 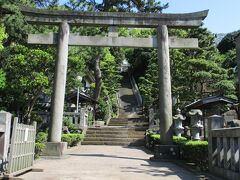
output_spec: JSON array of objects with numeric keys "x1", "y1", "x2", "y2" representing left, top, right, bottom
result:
[
  {"x1": 94, "y1": 55, "x2": 102, "y2": 101},
  {"x1": 23, "y1": 90, "x2": 41, "y2": 124}
]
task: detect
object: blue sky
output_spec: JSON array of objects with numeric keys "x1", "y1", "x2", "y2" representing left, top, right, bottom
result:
[{"x1": 59, "y1": 0, "x2": 240, "y2": 34}]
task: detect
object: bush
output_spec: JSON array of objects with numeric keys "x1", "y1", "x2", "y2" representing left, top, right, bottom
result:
[
  {"x1": 145, "y1": 130, "x2": 208, "y2": 170},
  {"x1": 61, "y1": 133, "x2": 84, "y2": 147},
  {"x1": 35, "y1": 132, "x2": 47, "y2": 158},
  {"x1": 173, "y1": 136, "x2": 188, "y2": 144},
  {"x1": 35, "y1": 142, "x2": 46, "y2": 159},
  {"x1": 177, "y1": 140, "x2": 208, "y2": 170},
  {"x1": 36, "y1": 132, "x2": 48, "y2": 143},
  {"x1": 63, "y1": 117, "x2": 78, "y2": 133}
]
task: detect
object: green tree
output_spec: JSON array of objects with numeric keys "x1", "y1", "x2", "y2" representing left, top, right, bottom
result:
[
  {"x1": 217, "y1": 30, "x2": 240, "y2": 54},
  {"x1": 0, "y1": 45, "x2": 54, "y2": 123},
  {"x1": 0, "y1": 25, "x2": 7, "y2": 89}
]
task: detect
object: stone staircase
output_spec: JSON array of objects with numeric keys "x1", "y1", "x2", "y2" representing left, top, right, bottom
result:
[
  {"x1": 82, "y1": 72, "x2": 147, "y2": 146},
  {"x1": 82, "y1": 118, "x2": 148, "y2": 146}
]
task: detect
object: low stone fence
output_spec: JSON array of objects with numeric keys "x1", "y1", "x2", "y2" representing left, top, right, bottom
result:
[
  {"x1": 38, "y1": 110, "x2": 89, "y2": 131},
  {"x1": 208, "y1": 127, "x2": 240, "y2": 180}
]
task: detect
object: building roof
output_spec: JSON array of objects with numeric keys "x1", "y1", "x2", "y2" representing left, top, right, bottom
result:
[
  {"x1": 66, "y1": 91, "x2": 98, "y2": 104},
  {"x1": 185, "y1": 95, "x2": 237, "y2": 110}
]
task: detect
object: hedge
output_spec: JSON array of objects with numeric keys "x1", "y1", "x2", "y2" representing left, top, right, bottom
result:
[
  {"x1": 61, "y1": 133, "x2": 84, "y2": 147},
  {"x1": 177, "y1": 140, "x2": 208, "y2": 170},
  {"x1": 145, "y1": 131, "x2": 208, "y2": 170}
]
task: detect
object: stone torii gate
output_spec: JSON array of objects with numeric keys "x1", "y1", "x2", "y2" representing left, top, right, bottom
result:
[{"x1": 2, "y1": 6, "x2": 208, "y2": 156}]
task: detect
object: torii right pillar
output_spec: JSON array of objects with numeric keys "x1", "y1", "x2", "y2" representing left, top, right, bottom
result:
[
  {"x1": 157, "y1": 25, "x2": 173, "y2": 145},
  {"x1": 153, "y1": 25, "x2": 177, "y2": 160}
]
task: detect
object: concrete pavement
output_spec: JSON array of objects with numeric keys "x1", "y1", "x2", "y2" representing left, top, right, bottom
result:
[{"x1": 20, "y1": 145, "x2": 201, "y2": 180}]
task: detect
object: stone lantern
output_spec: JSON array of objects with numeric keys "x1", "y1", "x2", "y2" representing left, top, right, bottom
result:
[
  {"x1": 188, "y1": 109, "x2": 203, "y2": 140},
  {"x1": 173, "y1": 108, "x2": 186, "y2": 137}
]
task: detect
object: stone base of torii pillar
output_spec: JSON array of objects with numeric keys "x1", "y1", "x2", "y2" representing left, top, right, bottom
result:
[{"x1": 42, "y1": 142, "x2": 67, "y2": 157}]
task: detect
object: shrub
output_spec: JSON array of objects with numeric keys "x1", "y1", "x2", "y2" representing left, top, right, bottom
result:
[
  {"x1": 36, "y1": 132, "x2": 48, "y2": 143},
  {"x1": 35, "y1": 142, "x2": 46, "y2": 159},
  {"x1": 63, "y1": 117, "x2": 78, "y2": 133},
  {"x1": 35, "y1": 132, "x2": 47, "y2": 159},
  {"x1": 61, "y1": 133, "x2": 84, "y2": 147},
  {"x1": 145, "y1": 130, "x2": 208, "y2": 170},
  {"x1": 177, "y1": 140, "x2": 208, "y2": 170},
  {"x1": 173, "y1": 136, "x2": 188, "y2": 144}
]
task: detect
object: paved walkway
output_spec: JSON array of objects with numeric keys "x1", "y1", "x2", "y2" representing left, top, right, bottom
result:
[{"x1": 20, "y1": 145, "x2": 201, "y2": 180}]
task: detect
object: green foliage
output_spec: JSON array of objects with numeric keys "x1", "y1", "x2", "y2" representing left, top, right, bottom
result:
[
  {"x1": 35, "y1": 131, "x2": 47, "y2": 159},
  {"x1": 176, "y1": 140, "x2": 208, "y2": 170},
  {"x1": 36, "y1": 132, "x2": 48, "y2": 143},
  {"x1": 136, "y1": 27, "x2": 237, "y2": 109},
  {"x1": 172, "y1": 136, "x2": 188, "y2": 144},
  {"x1": 61, "y1": 133, "x2": 84, "y2": 147},
  {"x1": 101, "y1": 48, "x2": 122, "y2": 96},
  {"x1": 35, "y1": 142, "x2": 46, "y2": 159},
  {"x1": 138, "y1": 50, "x2": 158, "y2": 107},
  {"x1": 0, "y1": 25, "x2": 7, "y2": 49},
  {"x1": 0, "y1": 69, "x2": 6, "y2": 89},
  {"x1": 217, "y1": 30, "x2": 240, "y2": 53},
  {"x1": 145, "y1": 130, "x2": 208, "y2": 170},
  {"x1": 145, "y1": 130, "x2": 187, "y2": 150},
  {"x1": 63, "y1": 117, "x2": 78, "y2": 133},
  {"x1": 0, "y1": 45, "x2": 54, "y2": 122}
]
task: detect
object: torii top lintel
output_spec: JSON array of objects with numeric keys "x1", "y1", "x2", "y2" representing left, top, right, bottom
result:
[{"x1": 1, "y1": 6, "x2": 208, "y2": 28}]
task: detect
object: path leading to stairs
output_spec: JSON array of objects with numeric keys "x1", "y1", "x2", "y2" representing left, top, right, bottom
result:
[
  {"x1": 118, "y1": 72, "x2": 140, "y2": 118},
  {"x1": 20, "y1": 145, "x2": 201, "y2": 180}
]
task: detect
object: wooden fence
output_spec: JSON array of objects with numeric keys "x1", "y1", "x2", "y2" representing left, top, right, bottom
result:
[
  {"x1": 208, "y1": 127, "x2": 240, "y2": 180},
  {"x1": 7, "y1": 118, "x2": 37, "y2": 176}
]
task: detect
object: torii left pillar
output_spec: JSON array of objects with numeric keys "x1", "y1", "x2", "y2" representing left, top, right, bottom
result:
[{"x1": 44, "y1": 21, "x2": 69, "y2": 156}]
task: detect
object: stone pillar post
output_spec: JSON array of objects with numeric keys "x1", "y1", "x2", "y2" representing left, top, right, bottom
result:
[
  {"x1": 157, "y1": 25, "x2": 173, "y2": 145},
  {"x1": 49, "y1": 21, "x2": 70, "y2": 142},
  {"x1": 0, "y1": 111, "x2": 11, "y2": 165}
]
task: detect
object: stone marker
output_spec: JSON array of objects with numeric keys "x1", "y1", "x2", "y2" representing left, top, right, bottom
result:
[{"x1": 208, "y1": 115, "x2": 224, "y2": 131}]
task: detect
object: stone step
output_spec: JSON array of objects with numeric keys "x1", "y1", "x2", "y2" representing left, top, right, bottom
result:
[
  {"x1": 86, "y1": 129, "x2": 146, "y2": 134},
  {"x1": 85, "y1": 134, "x2": 145, "y2": 139},
  {"x1": 82, "y1": 141, "x2": 130, "y2": 146},
  {"x1": 86, "y1": 134, "x2": 127, "y2": 138},
  {"x1": 84, "y1": 137, "x2": 144, "y2": 142},
  {"x1": 110, "y1": 118, "x2": 128, "y2": 121},
  {"x1": 87, "y1": 129, "x2": 128, "y2": 133},
  {"x1": 108, "y1": 121, "x2": 128, "y2": 124},
  {"x1": 88, "y1": 127, "x2": 128, "y2": 130},
  {"x1": 86, "y1": 131, "x2": 127, "y2": 136},
  {"x1": 107, "y1": 124, "x2": 128, "y2": 126},
  {"x1": 87, "y1": 127, "x2": 147, "y2": 131},
  {"x1": 108, "y1": 122, "x2": 148, "y2": 125},
  {"x1": 127, "y1": 118, "x2": 148, "y2": 122},
  {"x1": 81, "y1": 141, "x2": 144, "y2": 146},
  {"x1": 86, "y1": 132, "x2": 145, "y2": 138}
]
